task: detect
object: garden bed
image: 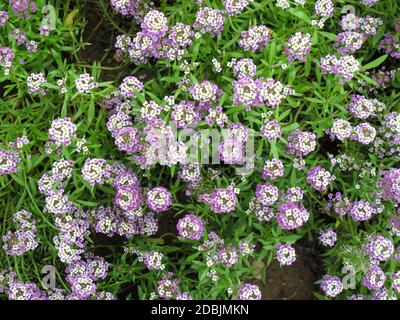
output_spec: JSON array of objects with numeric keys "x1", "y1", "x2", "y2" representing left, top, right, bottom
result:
[{"x1": 0, "y1": 0, "x2": 399, "y2": 301}]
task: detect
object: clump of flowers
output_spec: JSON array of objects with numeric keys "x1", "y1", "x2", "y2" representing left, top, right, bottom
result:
[
  {"x1": 233, "y1": 58, "x2": 257, "y2": 79},
  {"x1": 48, "y1": 118, "x2": 77, "y2": 146},
  {"x1": 327, "y1": 119, "x2": 352, "y2": 141},
  {"x1": 285, "y1": 32, "x2": 312, "y2": 62},
  {"x1": 141, "y1": 9, "x2": 168, "y2": 38},
  {"x1": 189, "y1": 81, "x2": 222, "y2": 103},
  {"x1": 224, "y1": 0, "x2": 252, "y2": 16},
  {"x1": 235, "y1": 283, "x2": 262, "y2": 300},
  {"x1": 177, "y1": 214, "x2": 205, "y2": 240},
  {"x1": 238, "y1": 25, "x2": 271, "y2": 52},
  {"x1": 262, "y1": 159, "x2": 284, "y2": 180},
  {"x1": 0, "y1": 11, "x2": 9, "y2": 26},
  {"x1": 287, "y1": 130, "x2": 316, "y2": 157},
  {"x1": 306, "y1": 166, "x2": 333, "y2": 192},
  {"x1": 276, "y1": 244, "x2": 296, "y2": 266},
  {"x1": 81, "y1": 158, "x2": 109, "y2": 186},
  {"x1": 119, "y1": 76, "x2": 144, "y2": 98},
  {"x1": 350, "y1": 122, "x2": 376, "y2": 145},
  {"x1": 379, "y1": 34, "x2": 400, "y2": 59},
  {"x1": 314, "y1": 0, "x2": 334, "y2": 18},
  {"x1": 334, "y1": 31, "x2": 364, "y2": 54},
  {"x1": 319, "y1": 227, "x2": 337, "y2": 247},
  {"x1": 171, "y1": 101, "x2": 200, "y2": 128},
  {"x1": 217, "y1": 244, "x2": 239, "y2": 267},
  {"x1": 260, "y1": 119, "x2": 282, "y2": 140},
  {"x1": 347, "y1": 95, "x2": 376, "y2": 119},
  {"x1": 348, "y1": 200, "x2": 376, "y2": 222},
  {"x1": 0, "y1": 149, "x2": 22, "y2": 175},
  {"x1": 27, "y1": 72, "x2": 47, "y2": 95},
  {"x1": 9, "y1": 0, "x2": 37, "y2": 19},
  {"x1": 319, "y1": 54, "x2": 361, "y2": 83},
  {"x1": 157, "y1": 274, "x2": 180, "y2": 299},
  {"x1": 206, "y1": 187, "x2": 238, "y2": 214},
  {"x1": 146, "y1": 187, "x2": 172, "y2": 213},
  {"x1": 362, "y1": 0, "x2": 379, "y2": 7},
  {"x1": 75, "y1": 73, "x2": 98, "y2": 93},
  {"x1": 363, "y1": 235, "x2": 394, "y2": 262},
  {"x1": 320, "y1": 275, "x2": 343, "y2": 298},
  {"x1": 255, "y1": 182, "x2": 279, "y2": 206},
  {"x1": 2, "y1": 210, "x2": 38, "y2": 256},
  {"x1": 114, "y1": 184, "x2": 143, "y2": 212},
  {"x1": 110, "y1": 0, "x2": 144, "y2": 20},
  {"x1": 0, "y1": 47, "x2": 14, "y2": 75},
  {"x1": 377, "y1": 168, "x2": 400, "y2": 203},
  {"x1": 276, "y1": 202, "x2": 309, "y2": 230},
  {"x1": 193, "y1": 7, "x2": 225, "y2": 37},
  {"x1": 363, "y1": 265, "x2": 386, "y2": 290}
]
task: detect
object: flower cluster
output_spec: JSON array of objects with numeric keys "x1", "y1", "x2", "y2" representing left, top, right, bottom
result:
[
  {"x1": 233, "y1": 77, "x2": 292, "y2": 108},
  {"x1": 0, "y1": 47, "x2": 14, "y2": 75},
  {"x1": 318, "y1": 227, "x2": 337, "y2": 247},
  {"x1": 286, "y1": 130, "x2": 317, "y2": 157},
  {"x1": 223, "y1": 0, "x2": 252, "y2": 16},
  {"x1": 363, "y1": 265, "x2": 386, "y2": 290},
  {"x1": 177, "y1": 214, "x2": 205, "y2": 240},
  {"x1": 347, "y1": 94, "x2": 377, "y2": 119},
  {"x1": 276, "y1": 202, "x2": 309, "y2": 230},
  {"x1": 255, "y1": 182, "x2": 279, "y2": 206},
  {"x1": 276, "y1": 244, "x2": 296, "y2": 266},
  {"x1": 232, "y1": 58, "x2": 257, "y2": 79},
  {"x1": 285, "y1": 32, "x2": 312, "y2": 62},
  {"x1": 379, "y1": 33, "x2": 400, "y2": 59},
  {"x1": 334, "y1": 31, "x2": 364, "y2": 54},
  {"x1": 2, "y1": 210, "x2": 38, "y2": 256},
  {"x1": 327, "y1": 119, "x2": 352, "y2": 141},
  {"x1": 363, "y1": 235, "x2": 394, "y2": 262},
  {"x1": 306, "y1": 166, "x2": 333, "y2": 192},
  {"x1": 27, "y1": 72, "x2": 47, "y2": 95},
  {"x1": 48, "y1": 118, "x2": 77, "y2": 147},
  {"x1": 193, "y1": 7, "x2": 225, "y2": 37},
  {"x1": 238, "y1": 25, "x2": 271, "y2": 52},
  {"x1": 75, "y1": 73, "x2": 98, "y2": 94},
  {"x1": 0, "y1": 149, "x2": 22, "y2": 175},
  {"x1": 348, "y1": 199, "x2": 376, "y2": 222},
  {"x1": 146, "y1": 187, "x2": 172, "y2": 213},
  {"x1": 115, "y1": 9, "x2": 194, "y2": 64},
  {"x1": 262, "y1": 159, "x2": 284, "y2": 180},
  {"x1": 319, "y1": 54, "x2": 361, "y2": 83},
  {"x1": 81, "y1": 158, "x2": 110, "y2": 186},
  {"x1": 320, "y1": 275, "x2": 343, "y2": 298},
  {"x1": 9, "y1": 0, "x2": 37, "y2": 19},
  {"x1": 204, "y1": 187, "x2": 238, "y2": 214},
  {"x1": 110, "y1": 0, "x2": 143, "y2": 20},
  {"x1": 235, "y1": 283, "x2": 262, "y2": 300},
  {"x1": 0, "y1": 11, "x2": 9, "y2": 26},
  {"x1": 189, "y1": 81, "x2": 222, "y2": 103}
]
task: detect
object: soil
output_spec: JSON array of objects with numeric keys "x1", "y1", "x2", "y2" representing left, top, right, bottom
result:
[
  {"x1": 78, "y1": 1, "x2": 131, "y2": 82},
  {"x1": 91, "y1": 232, "x2": 125, "y2": 258},
  {"x1": 155, "y1": 209, "x2": 178, "y2": 245},
  {"x1": 258, "y1": 240, "x2": 324, "y2": 300},
  {"x1": 318, "y1": 134, "x2": 340, "y2": 157}
]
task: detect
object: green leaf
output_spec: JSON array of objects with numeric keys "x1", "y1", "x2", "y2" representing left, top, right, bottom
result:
[
  {"x1": 363, "y1": 55, "x2": 388, "y2": 70},
  {"x1": 87, "y1": 97, "x2": 95, "y2": 126},
  {"x1": 288, "y1": 8, "x2": 311, "y2": 24},
  {"x1": 270, "y1": 140, "x2": 279, "y2": 159},
  {"x1": 318, "y1": 31, "x2": 337, "y2": 41}
]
